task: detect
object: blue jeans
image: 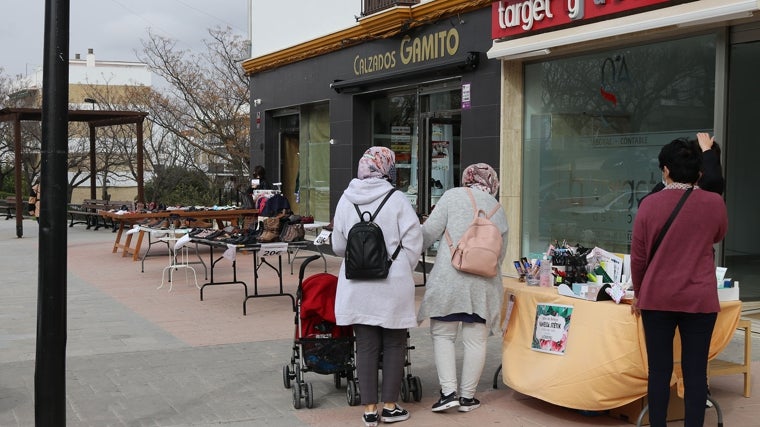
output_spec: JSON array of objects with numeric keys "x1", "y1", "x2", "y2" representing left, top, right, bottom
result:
[{"x1": 641, "y1": 310, "x2": 717, "y2": 427}]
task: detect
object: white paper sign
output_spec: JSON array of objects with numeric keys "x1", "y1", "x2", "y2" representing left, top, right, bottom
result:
[
  {"x1": 260, "y1": 242, "x2": 288, "y2": 256},
  {"x1": 223, "y1": 244, "x2": 237, "y2": 261},
  {"x1": 314, "y1": 230, "x2": 332, "y2": 246},
  {"x1": 174, "y1": 234, "x2": 192, "y2": 250}
]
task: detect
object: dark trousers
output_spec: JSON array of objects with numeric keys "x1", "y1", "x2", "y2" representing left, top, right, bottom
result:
[
  {"x1": 641, "y1": 310, "x2": 717, "y2": 427},
  {"x1": 353, "y1": 324, "x2": 407, "y2": 405}
]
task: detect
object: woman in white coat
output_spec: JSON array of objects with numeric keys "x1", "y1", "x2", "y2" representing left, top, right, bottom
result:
[{"x1": 332, "y1": 146, "x2": 423, "y2": 427}]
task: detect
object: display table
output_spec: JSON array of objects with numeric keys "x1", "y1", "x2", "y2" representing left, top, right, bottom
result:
[
  {"x1": 134, "y1": 225, "x2": 207, "y2": 278},
  {"x1": 157, "y1": 235, "x2": 199, "y2": 292},
  {"x1": 287, "y1": 221, "x2": 331, "y2": 274},
  {"x1": 193, "y1": 239, "x2": 307, "y2": 315},
  {"x1": 500, "y1": 279, "x2": 741, "y2": 411},
  {"x1": 102, "y1": 209, "x2": 258, "y2": 261}
]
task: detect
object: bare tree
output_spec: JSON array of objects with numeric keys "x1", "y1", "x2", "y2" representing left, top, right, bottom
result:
[
  {"x1": 0, "y1": 69, "x2": 43, "y2": 196},
  {"x1": 80, "y1": 81, "x2": 215, "y2": 203},
  {"x1": 0, "y1": 68, "x2": 15, "y2": 190},
  {"x1": 137, "y1": 26, "x2": 251, "y2": 179}
]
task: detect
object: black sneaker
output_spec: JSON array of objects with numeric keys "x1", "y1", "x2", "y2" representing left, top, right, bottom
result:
[
  {"x1": 432, "y1": 390, "x2": 459, "y2": 412},
  {"x1": 381, "y1": 405, "x2": 410, "y2": 423},
  {"x1": 458, "y1": 397, "x2": 481, "y2": 412},
  {"x1": 362, "y1": 411, "x2": 379, "y2": 427}
]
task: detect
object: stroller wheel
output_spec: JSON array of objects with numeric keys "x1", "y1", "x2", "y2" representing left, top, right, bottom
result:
[
  {"x1": 282, "y1": 365, "x2": 292, "y2": 389},
  {"x1": 292, "y1": 382, "x2": 302, "y2": 409},
  {"x1": 412, "y1": 376, "x2": 423, "y2": 402},
  {"x1": 294, "y1": 364, "x2": 301, "y2": 383},
  {"x1": 346, "y1": 379, "x2": 360, "y2": 406},
  {"x1": 334, "y1": 372, "x2": 342, "y2": 389},
  {"x1": 400, "y1": 377, "x2": 410, "y2": 402},
  {"x1": 305, "y1": 382, "x2": 314, "y2": 409}
]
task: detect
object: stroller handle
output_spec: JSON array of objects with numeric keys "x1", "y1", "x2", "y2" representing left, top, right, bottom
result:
[{"x1": 299, "y1": 255, "x2": 324, "y2": 282}]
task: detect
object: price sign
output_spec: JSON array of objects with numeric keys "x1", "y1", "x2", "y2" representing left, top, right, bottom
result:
[
  {"x1": 260, "y1": 242, "x2": 288, "y2": 256},
  {"x1": 314, "y1": 230, "x2": 332, "y2": 246}
]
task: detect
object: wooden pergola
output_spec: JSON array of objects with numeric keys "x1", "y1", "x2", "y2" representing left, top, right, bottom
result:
[{"x1": 0, "y1": 107, "x2": 148, "y2": 237}]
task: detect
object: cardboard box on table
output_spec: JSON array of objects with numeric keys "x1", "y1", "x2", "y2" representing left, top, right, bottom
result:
[{"x1": 608, "y1": 384, "x2": 684, "y2": 425}]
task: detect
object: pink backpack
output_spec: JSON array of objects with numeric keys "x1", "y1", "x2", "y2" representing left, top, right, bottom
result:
[{"x1": 444, "y1": 188, "x2": 503, "y2": 277}]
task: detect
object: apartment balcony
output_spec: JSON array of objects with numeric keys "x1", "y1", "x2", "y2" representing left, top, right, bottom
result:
[{"x1": 362, "y1": 0, "x2": 419, "y2": 16}]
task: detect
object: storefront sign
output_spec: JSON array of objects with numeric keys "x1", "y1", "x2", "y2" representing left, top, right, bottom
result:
[
  {"x1": 353, "y1": 28, "x2": 460, "y2": 76},
  {"x1": 491, "y1": 0, "x2": 681, "y2": 40}
]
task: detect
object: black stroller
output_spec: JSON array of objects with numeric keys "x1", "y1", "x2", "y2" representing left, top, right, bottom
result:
[
  {"x1": 283, "y1": 255, "x2": 355, "y2": 409},
  {"x1": 283, "y1": 255, "x2": 422, "y2": 408}
]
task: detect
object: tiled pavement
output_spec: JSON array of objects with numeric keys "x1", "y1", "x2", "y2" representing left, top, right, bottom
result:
[{"x1": 1, "y1": 219, "x2": 759, "y2": 426}]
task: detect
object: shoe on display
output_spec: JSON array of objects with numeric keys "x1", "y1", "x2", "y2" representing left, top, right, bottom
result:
[
  {"x1": 362, "y1": 411, "x2": 379, "y2": 427},
  {"x1": 457, "y1": 397, "x2": 480, "y2": 412},
  {"x1": 432, "y1": 390, "x2": 459, "y2": 412},
  {"x1": 381, "y1": 405, "x2": 410, "y2": 423}
]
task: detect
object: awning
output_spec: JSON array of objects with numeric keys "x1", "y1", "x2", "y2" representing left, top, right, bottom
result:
[{"x1": 487, "y1": 0, "x2": 760, "y2": 61}]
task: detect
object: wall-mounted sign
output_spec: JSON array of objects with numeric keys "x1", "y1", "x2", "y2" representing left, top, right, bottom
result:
[
  {"x1": 491, "y1": 0, "x2": 683, "y2": 40},
  {"x1": 461, "y1": 82, "x2": 471, "y2": 110},
  {"x1": 353, "y1": 28, "x2": 460, "y2": 76}
]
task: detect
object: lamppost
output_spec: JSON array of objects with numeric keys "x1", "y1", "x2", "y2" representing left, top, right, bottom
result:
[{"x1": 83, "y1": 97, "x2": 98, "y2": 110}]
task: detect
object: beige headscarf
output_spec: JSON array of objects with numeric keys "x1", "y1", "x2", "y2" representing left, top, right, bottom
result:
[{"x1": 462, "y1": 163, "x2": 499, "y2": 196}]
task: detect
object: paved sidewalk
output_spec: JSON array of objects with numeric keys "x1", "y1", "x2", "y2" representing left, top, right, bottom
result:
[{"x1": 0, "y1": 218, "x2": 759, "y2": 426}]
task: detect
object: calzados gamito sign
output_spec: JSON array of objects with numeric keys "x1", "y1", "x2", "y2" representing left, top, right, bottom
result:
[
  {"x1": 491, "y1": 0, "x2": 683, "y2": 40},
  {"x1": 353, "y1": 27, "x2": 460, "y2": 76}
]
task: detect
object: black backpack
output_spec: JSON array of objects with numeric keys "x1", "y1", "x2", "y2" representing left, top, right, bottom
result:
[{"x1": 344, "y1": 189, "x2": 401, "y2": 280}]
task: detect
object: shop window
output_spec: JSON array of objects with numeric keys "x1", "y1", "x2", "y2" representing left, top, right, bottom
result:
[
  {"x1": 371, "y1": 93, "x2": 419, "y2": 208},
  {"x1": 523, "y1": 34, "x2": 716, "y2": 256}
]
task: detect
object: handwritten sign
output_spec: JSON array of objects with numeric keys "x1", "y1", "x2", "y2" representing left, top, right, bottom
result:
[{"x1": 260, "y1": 242, "x2": 288, "y2": 257}]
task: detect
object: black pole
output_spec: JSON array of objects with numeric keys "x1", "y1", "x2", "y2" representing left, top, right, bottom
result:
[{"x1": 35, "y1": 0, "x2": 69, "y2": 425}]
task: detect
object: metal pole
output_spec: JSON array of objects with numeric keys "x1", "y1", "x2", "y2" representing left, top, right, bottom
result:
[
  {"x1": 13, "y1": 115, "x2": 23, "y2": 238},
  {"x1": 136, "y1": 120, "x2": 144, "y2": 203},
  {"x1": 89, "y1": 123, "x2": 97, "y2": 199},
  {"x1": 35, "y1": 0, "x2": 69, "y2": 425}
]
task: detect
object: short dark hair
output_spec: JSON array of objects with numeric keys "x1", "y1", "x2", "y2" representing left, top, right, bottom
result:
[
  {"x1": 253, "y1": 165, "x2": 266, "y2": 179},
  {"x1": 658, "y1": 137, "x2": 702, "y2": 184}
]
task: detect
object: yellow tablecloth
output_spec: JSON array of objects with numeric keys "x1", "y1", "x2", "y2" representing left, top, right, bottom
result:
[{"x1": 501, "y1": 279, "x2": 741, "y2": 411}]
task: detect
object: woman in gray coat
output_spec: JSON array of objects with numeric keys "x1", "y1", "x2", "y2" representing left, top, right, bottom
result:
[{"x1": 418, "y1": 163, "x2": 508, "y2": 413}]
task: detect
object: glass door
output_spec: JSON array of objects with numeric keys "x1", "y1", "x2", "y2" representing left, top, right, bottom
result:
[
  {"x1": 418, "y1": 85, "x2": 462, "y2": 214},
  {"x1": 369, "y1": 82, "x2": 461, "y2": 215},
  {"x1": 421, "y1": 116, "x2": 460, "y2": 212}
]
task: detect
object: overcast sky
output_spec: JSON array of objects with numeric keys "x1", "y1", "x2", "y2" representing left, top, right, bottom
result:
[{"x1": 1, "y1": 0, "x2": 360, "y2": 80}]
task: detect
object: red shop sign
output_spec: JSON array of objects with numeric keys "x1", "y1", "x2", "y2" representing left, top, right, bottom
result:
[{"x1": 491, "y1": 0, "x2": 680, "y2": 40}]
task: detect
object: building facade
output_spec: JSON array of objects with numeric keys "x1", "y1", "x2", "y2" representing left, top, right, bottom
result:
[
  {"x1": 9, "y1": 48, "x2": 152, "y2": 203},
  {"x1": 487, "y1": 0, "x2": 760, "y2": 298},
  {"x1": 244, "y1": 0, "x2": 498, "y2": 224},
  {"x1": 245, "y1": 0, "x2": 759, "y2": 299}
]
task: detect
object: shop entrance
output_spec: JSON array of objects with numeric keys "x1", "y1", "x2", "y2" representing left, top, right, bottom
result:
[
  {"x1": 280, "y1": 132, "x2": 299, "y2": 213},
  {"x1": 725, "y1": 36, "x2": 760, "y2": 300},
  {"x1": 370, "y1": 82, "x2": 461, "y2": 215}
]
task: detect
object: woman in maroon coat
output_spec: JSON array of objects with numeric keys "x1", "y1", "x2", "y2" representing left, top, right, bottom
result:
[{"x1": 631, "y1": 137, "x2": 728, "y2": 427}]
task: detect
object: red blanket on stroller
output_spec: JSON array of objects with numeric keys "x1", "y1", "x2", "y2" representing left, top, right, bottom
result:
[{"x1": 300, "y1": 273, "x2": 352, "y2": 339}]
